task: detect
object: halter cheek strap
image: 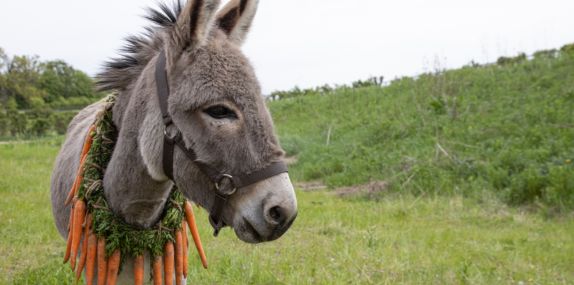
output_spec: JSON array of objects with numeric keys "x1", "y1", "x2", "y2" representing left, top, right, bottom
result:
[{"x1": 154, "y1": 51, "x2": 288, "y2": 236}]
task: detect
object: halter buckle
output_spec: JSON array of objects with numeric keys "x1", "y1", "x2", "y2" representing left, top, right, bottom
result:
[{"x1": 214, "y1": 174, "x2": 237, "y2": 196}]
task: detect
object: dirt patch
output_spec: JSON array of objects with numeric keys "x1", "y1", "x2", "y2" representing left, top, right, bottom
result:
[
  {"x1": 295, "y1": 181, "x2": 327, "y2": 192},
  {"x1": 335, "y1": 180, "x2": 389, "y2": 198}
]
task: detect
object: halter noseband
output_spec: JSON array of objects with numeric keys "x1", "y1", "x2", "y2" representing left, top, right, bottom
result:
[{"x1": 154, "y1": 51, "x2": 288, "y2": 236}]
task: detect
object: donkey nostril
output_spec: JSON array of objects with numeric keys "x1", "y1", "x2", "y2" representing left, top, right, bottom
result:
[{"x1": 267, "y1": 206, "x2": 285, "y2": 225}]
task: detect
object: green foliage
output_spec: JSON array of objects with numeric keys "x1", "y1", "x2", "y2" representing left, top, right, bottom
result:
[
  {"x1": 0, "y1": 47, "x2": 104, "y2": 138},
  {"x1": 533, "y1": 49, "x2": 558, "y2": 59},
  {"x1": 39, "y1": 60, "x2": 99, "y2": 104},
  {"x1": 496, "y1": 52, "x2": 527, "y2": 66},
  {"x1": 268, "y1": 77, "x2": 384, "y2": 101},
  {"x1": 560, "y1": 43, "x2": 574, "y2": 55},
  {"x1": 269, "y1": 45, "x2": 574, "y2": 211}
]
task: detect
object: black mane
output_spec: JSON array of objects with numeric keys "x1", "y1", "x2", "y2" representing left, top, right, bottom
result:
[{"x1": 96, "y1": 2, "x2": 183, "y2": 91}]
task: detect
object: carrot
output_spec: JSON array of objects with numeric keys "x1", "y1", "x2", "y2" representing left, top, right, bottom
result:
[
  {"x1": 164, "y1": 241, "x2": 175, "y2": 285},
  {"x1": 75, "y1": 214, "x2": 92, "y2": 281},
  {"x1": 85, "y1": 232, "x2": 97, "y2": 285},
  {"x1": 182, "y1": 221, "x2": 188, "y2": 278},
  {"x1": 65, "y1": 154, "x2": 87, "y2": 205},
  {"x1": 184, "y1": 201, "x2": 208, "y2": 269},
  {"x1": 133, "y1": 254, "x2": 144, "y2": 285},
  {"x1": 70, "y1": 200, "x2": 86, "y2": 270},
  {"x1": 65, "y1": 173, "x2": 79, "y2": 206},
  {"x1": 174, "y1": 230, "x2": 184, "y2": 285},
  {"x1": 63, "y1": 207, "x2": 74, "y2": 263},
  {"x1": 81, "y1": 125, "x2": 96, "y2": 154},
  {"x1": 65, "y1": 124, "x2": 96, "y2": 206},
  {"x1": 97, "y1": 238, "x2": 107, "y2": 285},
  {"x1": 106, "y1": 249, "x2": 121, "y2": 285},
  {"x1": 153, "y1": 255, "x2": 163, "y2": 285}
]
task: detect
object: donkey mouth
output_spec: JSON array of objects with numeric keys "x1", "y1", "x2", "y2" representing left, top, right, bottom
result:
[
  {"x1": 241, "y1": 217, "x2": 264, "y2": 243},
  {"x1": 237, "y1": 213, "x2": 297, "y2": 243}
]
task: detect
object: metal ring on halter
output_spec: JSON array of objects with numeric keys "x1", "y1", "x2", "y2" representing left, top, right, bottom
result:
[
  {"x1": 163, "y1": 125, "x2": 180, "y2": 142},
  {"x1": 215, "y1": 174, "x2": 237, "y2": 195}
]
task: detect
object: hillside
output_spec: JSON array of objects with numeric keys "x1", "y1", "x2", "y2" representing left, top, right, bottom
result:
[{"x1": 269, "y1": 45, "x2": 574, "y2": 211}]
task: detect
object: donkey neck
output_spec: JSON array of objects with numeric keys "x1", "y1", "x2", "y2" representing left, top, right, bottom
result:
[{"x1": 103, "y1": 62, "x2": 174, "y2": 228}]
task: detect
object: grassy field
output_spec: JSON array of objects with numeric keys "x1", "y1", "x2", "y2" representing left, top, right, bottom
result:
[{"x1": 1, "y1": 141, "x2": 573, "y2": 284}]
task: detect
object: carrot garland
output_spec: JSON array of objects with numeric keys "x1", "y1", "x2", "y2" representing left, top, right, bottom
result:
[{"x1": 61, "y1": 95, "x2": 209, "y2": 284}]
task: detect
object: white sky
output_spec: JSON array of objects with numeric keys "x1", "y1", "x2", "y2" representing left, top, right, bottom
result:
[{"x1": 1, "y1": 0, "x2": 573, "y2": 94}]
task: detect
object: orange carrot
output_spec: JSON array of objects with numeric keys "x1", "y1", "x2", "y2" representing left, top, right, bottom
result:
[
  {"x1": 182, "y1": 221, "x2": 188, "y2": 278},
  {"x1": 133, "y1": 254, "x2": 144, "y2": 285},
  {"x1": 106, "y1": 249, "x2": 121, "y2": 285},
  {"x1": 174, "y1": 230, "x2": 184, "y2": 285},
  {"x1": 65, "y1": 124, "x2": 95, "y2": 206},
  {"x1": 81, "y1": 125, "x2": 96, "y2": 154},
  {"x1": 184, "y1": 201, "x2": 208, "y2": 269},
  {"x1": 153, "y1": 255, "x2": 163, "y2": 285},
  {"x1": 97, "y1": 238, "x2": 107, "y2": 285},
  {"x1": 65, "y1": 174, "x2": 79, "y2": 206},
  {"x1": 65, "y1": 154, "x2": 88, "y2": 205},
  {"x1": 85, "y1": 232, "x2": 97, "y2": 285},
  {"x1": 63, "y1": 207, "x2": 74, "y2": 263},
  {"x1": 75, "y1": 214, "x2": 92, "y2": 281},
  {"x1": 164, "y1": 241, "x2": 175, "y2": 285},
  {"x1": 70, "y1": 200, "x2": 86, "y2": 270}
]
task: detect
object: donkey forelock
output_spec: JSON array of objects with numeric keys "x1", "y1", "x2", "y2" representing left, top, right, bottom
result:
[{"x1": 96, "y1": 2, "x2": 183, "y2": 91}]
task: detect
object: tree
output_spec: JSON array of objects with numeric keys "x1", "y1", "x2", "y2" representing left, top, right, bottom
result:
[
  {"x1": 40, "y1": 60, "x2": 97, "y2": 104},
  {"x1": 0, "y1": 47, "x2": 8, "y2": 73},
  {"x1": 0, "y1": 47, "x2": 102, "y2": 137},
  {"x1": 3, "y1": 55, "x2": 46, "y2": 109},
  {"x1": 7, "y1": 110, "x2": 27, "y2": 136}
]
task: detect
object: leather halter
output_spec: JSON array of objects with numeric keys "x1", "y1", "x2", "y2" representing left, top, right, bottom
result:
[{"x1": 154, "y1": 51, "x2": 288, "y2": 236}]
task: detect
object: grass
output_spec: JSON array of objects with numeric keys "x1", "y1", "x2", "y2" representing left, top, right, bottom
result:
[{"x1": 1, "y1": 142, "x2": 573, "y2": 284}]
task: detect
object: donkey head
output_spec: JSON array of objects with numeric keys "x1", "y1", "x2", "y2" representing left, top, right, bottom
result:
[{"x1": 145, "y1": 0, "x2": 297, "y2": 243}]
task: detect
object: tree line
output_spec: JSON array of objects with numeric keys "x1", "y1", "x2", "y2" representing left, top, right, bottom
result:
[{"x1": 0, "y1": 47, "x2": 103, "y2": 138}]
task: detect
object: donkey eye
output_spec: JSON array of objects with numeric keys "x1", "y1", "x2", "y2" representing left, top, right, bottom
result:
[{"x1": 204, "y1": 105, "x2": 238, "y2": 119}]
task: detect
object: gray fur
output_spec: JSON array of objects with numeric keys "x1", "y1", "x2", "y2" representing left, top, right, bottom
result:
[{"x1": 51, "y1": 0, "x2": 297, "y2": 282}]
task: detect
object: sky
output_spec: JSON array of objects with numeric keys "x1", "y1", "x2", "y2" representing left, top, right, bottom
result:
[{"x1": 1, "y1": 0, "x2": 573, "y2": 94}]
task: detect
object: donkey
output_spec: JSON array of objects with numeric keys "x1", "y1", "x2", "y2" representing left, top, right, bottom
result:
[{"x1": 51, "y1": 0, "x2": 297, "y2": 282}]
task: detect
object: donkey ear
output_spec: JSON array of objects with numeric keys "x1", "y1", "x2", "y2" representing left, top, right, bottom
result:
[
  {"x1": 165, "y1": 0, "x2": 220, "y2": 61},
  {"x1": 216, "y1": 0, "x2": 259, "y2": 45}
]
